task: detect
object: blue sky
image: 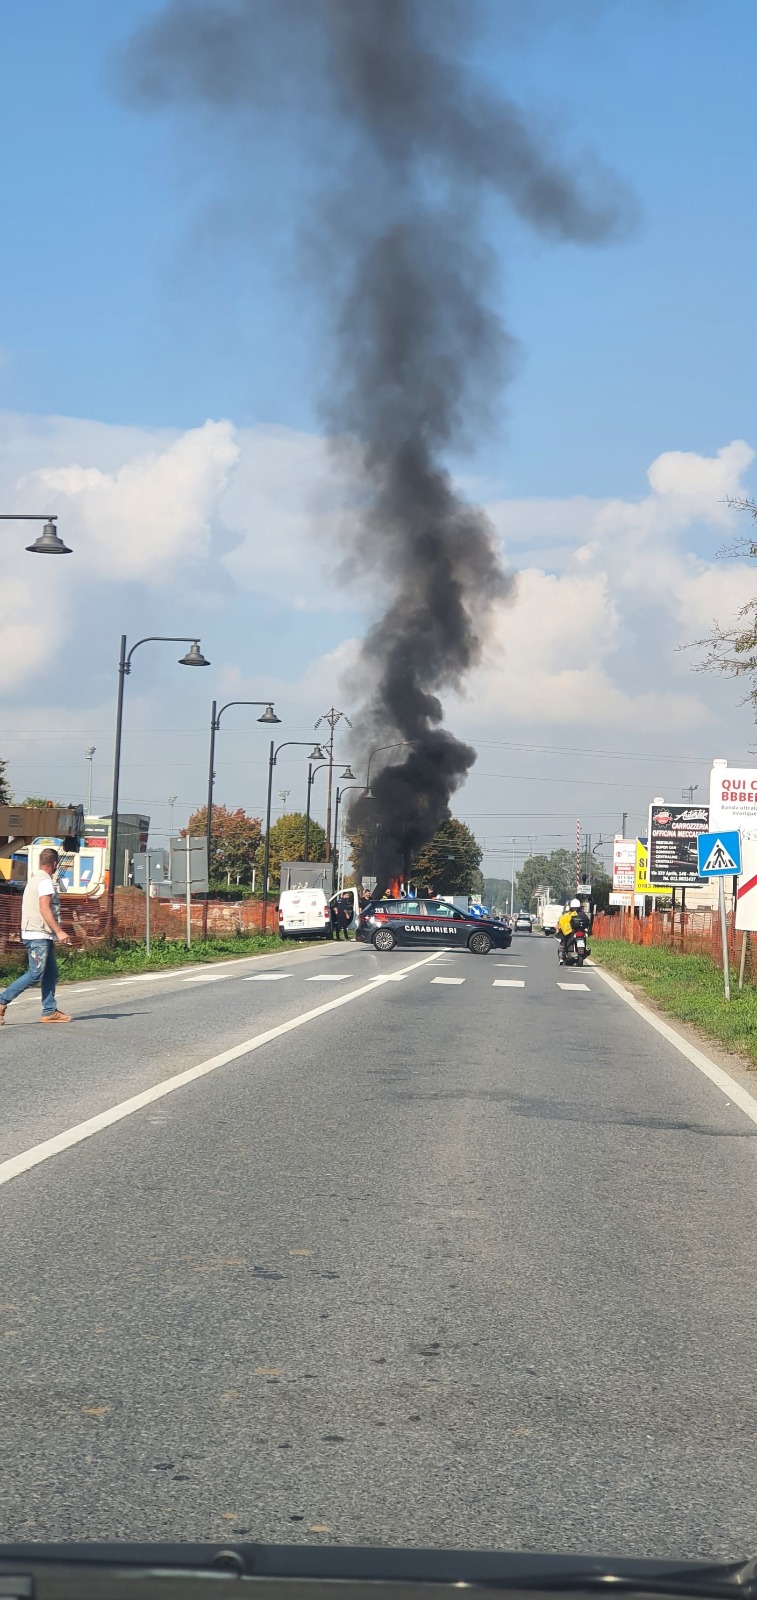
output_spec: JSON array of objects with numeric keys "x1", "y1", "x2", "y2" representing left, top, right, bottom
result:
[{"x1": 1, "y1": 0, "x2": 757, "y2": 878}]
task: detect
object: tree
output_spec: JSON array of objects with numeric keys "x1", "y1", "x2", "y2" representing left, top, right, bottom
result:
[
  {"x1": 256, "y1": 811, "x2": 328, "y2": 893},
  {"x1": 19, "y1": 795, "x2": 55, "y2": 809},
  {"x1": 482, "y1": 876, "x2": 514, "y2": 912},
  {"x1": 185, "y1": 804, "x2": 262, "y2": 885},
  {"x1": 516, "y1": 848, "x2": 612, "y2": 910},
  {"x1": 689, "y1": 498, "x2": 757, "y2": 708},
  {"x1": 0, "y1": 760, "x2": 12, "y2": 805},
  {"x1": 410, "y1": 817, "x2": 483, "y2": 894}
]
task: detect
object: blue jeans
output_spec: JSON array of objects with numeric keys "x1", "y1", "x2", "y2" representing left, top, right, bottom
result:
[{"x1": 0, "y1": 940, "x2": 59, "y2": 1015}]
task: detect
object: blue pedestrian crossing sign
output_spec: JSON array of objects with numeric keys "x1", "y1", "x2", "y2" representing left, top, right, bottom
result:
[{"x1": 697, "y1": 830, "x2": 742, "y2": 876}]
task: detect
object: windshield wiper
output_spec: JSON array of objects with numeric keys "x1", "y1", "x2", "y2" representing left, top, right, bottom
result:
[{"x1": 0, "y1": 1547, "x2": 754, "y2": 1600}]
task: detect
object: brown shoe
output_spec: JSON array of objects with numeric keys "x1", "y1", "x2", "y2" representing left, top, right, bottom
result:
[
  {"x1": 0, "y1": 1004, "x2": 6, "y2": 1025},
  {"x1": 40, "y1": 1011, "x2": 72, "y2": 1024}
]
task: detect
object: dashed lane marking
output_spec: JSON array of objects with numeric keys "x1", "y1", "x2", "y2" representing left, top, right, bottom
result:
[
  {"x1": 182, "y1": 973, "x2": 230, "y2": 983},
  {"x1": 431, "y1": 976, "x2": 465, "y2": 985},
  {"x1": 557, "y1": 982, "x2": 590, "y2": 991},
  {"x1": 493, "y1": 979, "x2": 525, "y2": 988},
  {"x1": 0, "y1": 950, "x2": 443, "y2": 1191},
  {"x1": 306, "y1": 973, "x2": 353, "y2": 982},
  {"x1": 244, "y1": 973, "x2": 292, "y2": 982}
]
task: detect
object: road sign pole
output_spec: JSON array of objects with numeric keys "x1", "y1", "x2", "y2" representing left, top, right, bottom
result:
[
  {"x1": 739, "y1": 931, "x2": 748, "y2": 992},
  {"x1": 184, "y1": 825, "x2": 190, "y2": 947},
  {"x1": 145, "y1": 852, "x2": 151, "y2": 958},
  {"x1": 718, "y1": 876, "x2": 731, "y2": 1001}
]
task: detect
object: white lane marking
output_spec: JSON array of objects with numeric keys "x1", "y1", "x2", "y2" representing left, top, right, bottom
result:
[
  {"x1": 183, "y1": 973, "x2": 230, "y2": 984},
  {"x1": 244, "y1": 974, "x2": 292, "y2": 982},
  {"x1": 369, "y1": 972, "x2": 408, "y2": 982},
  {"x1": 493, "y1": 980, "x2": 525, "y2": 988},
  {"x1": 306, "y1": 973, "x2": 353, "y2": 982},
  {"x1": 592, "y1": 964, "x2": 757, "y2": 1129},
  {"x1": 115, "y1": 973, "x2": 170, "y2": 984},
  {"x1": 558, "y1": 982, "x2": 590, "y2": 991},
  {"x1": 431, "y1": 976, "x2": 465, "y2": 985},
  {"x1": 0, "y1": 951, "x2": 443, "y2": 1191},
  {"x1": 496, "y1": 963, "x2": 527, "y2": 968}
]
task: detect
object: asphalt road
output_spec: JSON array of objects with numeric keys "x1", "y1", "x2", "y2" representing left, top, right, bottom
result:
[{"x1": 1, "y1": 931, "x2": 756, "y2": 1558}]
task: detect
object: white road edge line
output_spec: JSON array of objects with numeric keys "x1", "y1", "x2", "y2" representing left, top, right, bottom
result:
[
  {"x1": 0, "y1": 951, "x2": 443, "y2": 1191},
  {"x1": 592, "y1": 964, "x2": 757, "y2": 1129}
]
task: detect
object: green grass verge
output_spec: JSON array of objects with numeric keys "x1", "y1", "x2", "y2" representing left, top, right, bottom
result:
[
  {"x1": 593, "y1": 938, "x2": 757, "y2": 1068},
  {"x1": 0, "y1": 932, "x2": 329, "y2": 987}
]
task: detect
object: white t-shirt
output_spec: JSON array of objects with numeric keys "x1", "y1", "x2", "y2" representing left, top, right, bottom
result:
[{"x1": 21, "y1": 870, "x2": 59, "y2": 942}]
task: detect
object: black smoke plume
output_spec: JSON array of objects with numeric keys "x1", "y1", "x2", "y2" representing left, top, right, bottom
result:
[{"x1": 119, "y1": 0, "x2": 631, "y2": 892}]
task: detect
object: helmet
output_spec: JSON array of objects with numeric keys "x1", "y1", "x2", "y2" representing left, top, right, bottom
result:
[{"x1": 570, "y1": 897, "x2": 581, "y2": 909}]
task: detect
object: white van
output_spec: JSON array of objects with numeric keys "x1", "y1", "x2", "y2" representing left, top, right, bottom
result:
[{"x1": 278, "y1": 888, "x2": 333, "y2": 941}]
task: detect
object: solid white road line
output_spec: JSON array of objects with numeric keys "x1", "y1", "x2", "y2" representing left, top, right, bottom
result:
[
  {"x1": 557, "y1": 982, "x2": 590, "y2": 992},
  {"x1": 0, "y1": 951, "x2": 443, "y2": 1191},
  {"x1": 431, "y1": 976, "x2": 465, "y2": 985},
  {"x1": 244, "y1": 974, "x2": 292, "y2": 982},
  {"x1": 592, "y1": 963, "x2": 757, "y2": 1129},
  {"x1": 493, "y1": 979, "x2": 525, "y2": 988}
]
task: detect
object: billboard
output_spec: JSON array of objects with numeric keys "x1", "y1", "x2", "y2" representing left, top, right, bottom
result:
[
  {"x1": 612, "y1": 836, "x2": 636, "y2": 891},
  {"x1": 709, "y1": 763, "x2": 757, "y2": 831},
  {"x1": 647, "y1": 803, "x2": 709, "y2": 886},
  {"x1": 635, "y1": 839, "x2": 667, "y2": 897}
]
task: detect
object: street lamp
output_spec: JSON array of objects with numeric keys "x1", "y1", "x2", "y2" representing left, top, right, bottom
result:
[
  {"x1": 305, "y1": 762, "x2": 354, "y2": 862},
  {"x1": 85, "y1": 747, "x2": 96, "y2": 815},
  {"x1": 204, "y1": 699, "x2": 280, "y2": 931},
  {"x1": 0, "y1": 513, "x2": 71, "y2": 554},
  {"x1": 107, "y1": 634, "x2": 210, "y2": 931},
  {"x1": 366, "y1": 741, "x2": 415, "y2": 789},
  {"x1": 262, "y1": 740, "x2": 325, "y2": 931},
  {"x1": 332, "y1": 783, "x2": 365, "y2": 891}
]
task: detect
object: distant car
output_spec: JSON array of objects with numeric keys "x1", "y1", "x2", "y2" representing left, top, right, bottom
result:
[
  {"x1": 356, "y1": 897, "x2": 513, "y2": 955},
  {"x1": 514, "y1": 913, "x2": 533, "y2": 933}
]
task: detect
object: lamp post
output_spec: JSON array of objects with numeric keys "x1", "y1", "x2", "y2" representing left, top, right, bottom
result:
[
  {"x1": 365, "y1": 740, "x2": 415, "y2": 789},
  {"x1": 204, "y1": 699, "x2": 280, "y2": 935},
  {"x1": 262, "y1": 740, "x2": 326, "y2": 931},
  {"x1": 107, "y1": 635, "x2": 210, "y2": 933},
  {"x1": 315, "y1": 707, "x2": 352, "y2": 860},
  {"x1": 305, "y1": 762, "x2": 354, "y2": 861},
  {"x1": 0, "y1": 513, "x2": 72, "y2": 554},
  {"x1": 85, "y1": 747, "x2": 96, "y2": 815},
  {"x1": 332, "y1": 780, "x2": 363, "y2": 892}
]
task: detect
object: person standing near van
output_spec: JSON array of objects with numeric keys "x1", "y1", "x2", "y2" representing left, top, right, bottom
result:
[{"x1": 0, "y1": 848, "x2": 72, "y2": 1024}]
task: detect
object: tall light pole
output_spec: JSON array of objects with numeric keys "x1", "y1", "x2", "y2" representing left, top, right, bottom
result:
[
  {"x1": 168, "y1": 796, "x2": 178, "y2": 836},
  {"x1": 306, "y1": 761, "x2": 353, "y2": 861},
  {"x1": 315, "y1": 707, "x2": 352, "y2": 861},
  {"x1": 366, "y1": 740, "x2": 416, "y2": 789},
  {"x1": 204, "y1": 699, "x2": 280, "y2": 935},
  {"x1": 262, "y1": 740, "x2": 325, "y2": 931},
  {"x1": 332, "y1": 776, "x2": 361, "y2": 890},
  {"x1": 85, "y1": 748, "x2": 96, "y2": 815},
  {"x1": 107, "y1": 635, "x2": 210, "y2": 932},
  {"x1": 0, "y1": 513, "x2": 72, "y2": 554}
]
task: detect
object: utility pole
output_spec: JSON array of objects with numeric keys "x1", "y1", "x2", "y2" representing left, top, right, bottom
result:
[
  {"x1": 168, "y1": 796, "x2": 177, "y2": 837},
  {"x1": 85, "y1": 747, "x2": 96, "y2": 815},
  {"x1": 315, "y1": 707, "x2": 352, "y2": 861},
  {"x1": 682, "y1": 784, "x2": 699, "y2": 803},
  {"x1": 621, "y1": 811, "x2": 627, "y2": 839}
]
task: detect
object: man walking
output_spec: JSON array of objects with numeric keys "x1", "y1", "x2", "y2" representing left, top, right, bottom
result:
[{"x1": 0, "y1": 848, "x2": 72, "y2": 1024}]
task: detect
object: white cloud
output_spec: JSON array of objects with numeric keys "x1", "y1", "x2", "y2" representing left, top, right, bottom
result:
[{"x1": 33, "y1": 419, "x2": 239, "y2": 583}]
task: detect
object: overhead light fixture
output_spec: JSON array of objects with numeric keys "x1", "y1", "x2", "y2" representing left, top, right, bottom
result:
[
  {"x1": 257, "y1": 704, "x2": 281, "y2": 724},
  {"x1": 178, "y1": 641, "x2": 210, "y2": 667},
  {"x1": 26, "y1": 519, "x2": 72, "y2": 556}
]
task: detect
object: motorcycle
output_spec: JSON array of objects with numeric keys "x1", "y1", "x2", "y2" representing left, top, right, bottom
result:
[{"x1": 561, "y1": 930, "x2": 590, "y2": 968}]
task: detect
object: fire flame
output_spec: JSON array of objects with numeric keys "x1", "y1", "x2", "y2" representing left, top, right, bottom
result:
[{"x1": 386, "y1": 875, "x2": 403, "y2": 899}]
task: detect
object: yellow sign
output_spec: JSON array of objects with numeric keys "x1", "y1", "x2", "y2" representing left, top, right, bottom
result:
[{"x1": 635, "y1": 839, "x2": 667, "y2": 897}]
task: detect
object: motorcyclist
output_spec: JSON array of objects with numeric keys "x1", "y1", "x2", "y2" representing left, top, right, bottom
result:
[{"x1": 557, "y1": 898, "x2": 591, "y2": 965}]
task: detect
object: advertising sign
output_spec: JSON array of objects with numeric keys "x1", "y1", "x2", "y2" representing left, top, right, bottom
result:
[
  {"x1": 647, "y1": 803, "x2": 709, "y2": 886},
  {"x1": 613, "y1": 836, "x2": 636, "y2": 891},
  {"x1": 635, "y1": 839, "x2": 667, "y2": 897},
  {"x1": 709, "y1": 763, "x2": 757, "y2": 831}
]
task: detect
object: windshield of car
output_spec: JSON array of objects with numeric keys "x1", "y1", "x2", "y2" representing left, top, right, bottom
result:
[{"x1": 2, "y1": 0, "x2": 756, "y2": 1580}]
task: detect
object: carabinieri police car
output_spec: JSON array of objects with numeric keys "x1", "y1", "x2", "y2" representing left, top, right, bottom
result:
[{"x1": 356, "y1": 897, "x2": 513, "y2": 955}]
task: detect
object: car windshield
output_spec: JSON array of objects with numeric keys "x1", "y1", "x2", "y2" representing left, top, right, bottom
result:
[{"x1": 2, "y1": 0, "x2": 756, "y2": 1579}]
